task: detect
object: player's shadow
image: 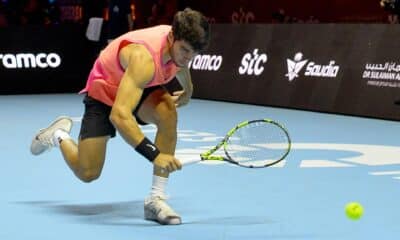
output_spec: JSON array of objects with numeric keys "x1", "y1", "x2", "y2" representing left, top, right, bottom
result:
[
  {"x1": 16, "y1": 200, "x2": 277, "y2": 227},
  {"x1": 16, "y1": 200, "x2": 160, "y2": 226}
]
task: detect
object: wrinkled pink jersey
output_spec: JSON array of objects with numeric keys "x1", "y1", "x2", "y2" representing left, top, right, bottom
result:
[{"x1": 80, "y1": 25, "x2": 179, "y2": 106}]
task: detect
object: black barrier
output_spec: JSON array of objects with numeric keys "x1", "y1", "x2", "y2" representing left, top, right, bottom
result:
[
  {"x1": 2, "y1": 24, "x2": 399, "y2": 121},
  {"x1": 0, "y1": 24, "x2": 94, "y2": 94},
  {"x1": 190, "y1": 24, "x2": 400, "y2": 121}
]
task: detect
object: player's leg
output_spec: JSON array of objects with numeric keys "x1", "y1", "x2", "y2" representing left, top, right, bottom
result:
[
  {"x1": 59, "y1": 136, "x2": 109, "y2": 182},
  {"x1": 30, "y1": 95, "x2": 115, "y2": 182},
  {"x1": 135, "y1": 86, "x2": 181, "y2": 225},
  {"x1": 137, "y1": 87, "x2": 178, "y2": 176},
  {"x1": 68, "y1": 94, "x2": 117, "y2": 182}
]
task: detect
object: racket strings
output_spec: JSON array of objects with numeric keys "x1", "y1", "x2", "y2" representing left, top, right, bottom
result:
[{"x1": 225, "y1": 121, "x2": 289, "y2": 167}]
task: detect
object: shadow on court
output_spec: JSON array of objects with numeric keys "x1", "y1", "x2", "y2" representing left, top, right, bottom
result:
[{"x1": 15, "y1": 200, "x2": 280, "y2": 227}]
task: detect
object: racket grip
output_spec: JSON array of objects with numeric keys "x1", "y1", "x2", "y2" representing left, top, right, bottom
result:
[{"x1": 179, "y1": 158, "x2": 201, "y2": 166}]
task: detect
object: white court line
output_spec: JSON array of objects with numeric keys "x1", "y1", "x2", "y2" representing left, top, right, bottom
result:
[
  {"x1": 369, "y1": 171, "x2": 400, "y2": 176},
  {"x1": 300, "y1": 160, "x2": 354, "y2": 168},
  {"x1": 71, "y1": 116, "x2": 82, "y2": 122}
]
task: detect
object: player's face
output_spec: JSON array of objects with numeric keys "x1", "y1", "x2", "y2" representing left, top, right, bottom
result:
[{"x1": 170, "y1": 40, "x2": 197, "y2": 67}]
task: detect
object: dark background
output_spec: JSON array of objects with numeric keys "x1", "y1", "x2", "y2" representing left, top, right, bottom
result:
[
  {"x1": 0, "y1": 0, "x2": 399, "y2": 121},
  {"x1": 189, "y1": 24, "x2": 400, "y2": 121}
]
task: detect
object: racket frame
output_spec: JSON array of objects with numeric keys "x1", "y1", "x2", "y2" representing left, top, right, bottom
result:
[{"x1": 200, "y1": 119, "x2": 291, "y2": 168}]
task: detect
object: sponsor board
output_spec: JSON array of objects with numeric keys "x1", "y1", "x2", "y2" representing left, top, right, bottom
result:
[
  {"x1": 0, "y1": 53, "x2": 62, "y2": 69},
  {"x1": 286, "y1": 52, "x2": 340, "y2": 81},
  {"x1": 238, "y1": 49, "x2": 267, "y2": 76},
  {"x1": 188, "y1": 54, "x2": 223, "y2": 71},
  {"x1": 363, "y1": 62, "x2": 400, "y2": 88}
]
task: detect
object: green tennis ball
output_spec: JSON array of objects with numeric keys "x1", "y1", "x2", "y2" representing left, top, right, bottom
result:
[{"x1": 345, "y1": 202, "x2": 364, "y2": 220}]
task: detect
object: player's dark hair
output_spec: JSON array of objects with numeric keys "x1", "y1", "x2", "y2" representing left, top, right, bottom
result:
[{"x1": 172, "y1": 8, "x2": 210, "y2": 52}]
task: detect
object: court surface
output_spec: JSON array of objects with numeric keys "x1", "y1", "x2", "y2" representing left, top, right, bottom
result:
[{"x1": 1, "y1": 94, "x2": 400, "y2": 240}]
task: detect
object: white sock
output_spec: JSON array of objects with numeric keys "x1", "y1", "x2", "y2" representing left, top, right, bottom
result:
[
  {"x1": 150, "y1": 175, "x2": 168, "y2": 198},
  {"x1": 52, "y1": 129, "x2": 71, "y2": 147}
]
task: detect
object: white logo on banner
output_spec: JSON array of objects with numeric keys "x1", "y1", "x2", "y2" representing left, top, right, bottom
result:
[
  {"x1": 0, "y1": 53, "x2": 61, "y2": 69},
  {"x1": 286, "y1": 53, "x2": 308, "y2": 81},
  {"x1": 231, "y1": 7, "x2": 255, "y2": 24},
  {"x1": 188, "y1": 54, "x2": 223, "y2": 71},
  {"x1": 363, "y1": 62, "x2": 400, "y2": 88},
  {"x1": 286, "y1": 52, "x2": 340, "y2": 81},
  {"x1": 238, "y1": 49, "x2": 267, "y2": 75}
]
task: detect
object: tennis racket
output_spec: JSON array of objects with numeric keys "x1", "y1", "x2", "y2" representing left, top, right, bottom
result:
[{"x1": 180, "y1": 119, "x2": 291, "y2": 168}]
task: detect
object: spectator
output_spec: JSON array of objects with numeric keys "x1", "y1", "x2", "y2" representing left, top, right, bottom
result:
[
  {"x1": 272, "y1": 8, "x2": 319, "y2": 23},
  {"x1": 81, "y1": 0, "x2": 108, "y2": 63},
  {"x1": 147, "y1": 0, "x2": 177, "y2": 26},
  {"x1": 20, "y1": 0, "x2": 47, "y2": 25},
  {"x1": 0, "y1": 2, "x2": 8, "y2": 27},
  {"x1": 5, "y1": 0, "x2": 46, "y2": 25},
  {"x1": 107, "y1": 0, "x2": 134, "y2": 41},
  {"x1": 44, "y1": 0, "x2": 61, "y2": 25},
  {"x1": 131, "y1": 0, "x2": 153, "y2": 28},
  {"x1": 81, "y1": 0, "x2": 107, "y2": 26}
]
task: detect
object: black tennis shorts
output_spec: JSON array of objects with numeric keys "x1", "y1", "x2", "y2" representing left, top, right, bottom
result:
[{"x1": 79, "y1": 85, "x2": 163, "y2": 139}]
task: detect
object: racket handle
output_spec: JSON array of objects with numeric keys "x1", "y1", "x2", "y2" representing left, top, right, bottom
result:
[{"x1": 179, "y1": 158, "x2": 201, "y2": 166}]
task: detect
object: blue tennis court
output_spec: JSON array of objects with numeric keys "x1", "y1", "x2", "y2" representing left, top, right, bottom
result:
[{"x1": 1, "y1": 94, "x2": 399, "y2": 239}]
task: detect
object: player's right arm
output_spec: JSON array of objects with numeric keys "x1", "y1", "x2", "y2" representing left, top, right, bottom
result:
[{"x1": 109, "y1": 44, "x2": 181, "y2": 173}]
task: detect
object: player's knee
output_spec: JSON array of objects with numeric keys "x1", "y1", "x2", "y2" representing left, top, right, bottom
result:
[
  {"x1": 155, "y1": 102, "x2": 177, "y2": 128},
  {"x1": 78, "y1": 169, "x2": 101, "y2": 183}
]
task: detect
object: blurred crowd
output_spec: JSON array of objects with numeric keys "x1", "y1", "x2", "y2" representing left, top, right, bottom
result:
[
  {"x1": 0, "y1": 0, "x2": 396, "y2": 28},
  {"x1": 0, "y1": 0, "x2": 177, "y2": 28},
  {"x1": 0, "y1": 0, "x2": 61, "y2": 26},
  {"x1": 271, "y1": 8, "x2": 320, "y2": 23}
]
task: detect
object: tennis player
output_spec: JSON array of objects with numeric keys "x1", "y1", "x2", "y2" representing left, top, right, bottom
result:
[{"x1": 30, "y1": 8, "x2": 210, "y2": 225}]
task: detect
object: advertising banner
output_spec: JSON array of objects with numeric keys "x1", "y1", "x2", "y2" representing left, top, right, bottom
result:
[
  {"x1": 2, "y1": 23, "x2": 399, "y2": 120},
  {"x1": 0, "y1": 24, "x2": 93, "y2": 94},
  {"x1": 190, "y1": 24, "x2": 400, "y2": 120}
]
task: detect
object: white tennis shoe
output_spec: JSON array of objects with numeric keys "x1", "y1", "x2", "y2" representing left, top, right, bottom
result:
[
  {"x1": 144, "y1": 196, "x2": 182, "y2": 225},
  {"x1": 30, "y1": 116, "x2": 73, "y2": 155}
]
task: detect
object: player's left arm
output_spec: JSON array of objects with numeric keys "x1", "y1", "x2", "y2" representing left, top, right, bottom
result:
[{"x1": 174, "y1": 67, "x2": 193, "y2": 107}]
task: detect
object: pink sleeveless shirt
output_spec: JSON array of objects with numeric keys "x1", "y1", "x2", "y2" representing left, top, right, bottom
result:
[{"x1": 80, "y1": 25, "x2": 179, "y2": 106}]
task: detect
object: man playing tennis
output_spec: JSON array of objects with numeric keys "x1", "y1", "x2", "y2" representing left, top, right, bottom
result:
[{"x1": 30, "y1": 8, "x2": 210, "y2": 225}]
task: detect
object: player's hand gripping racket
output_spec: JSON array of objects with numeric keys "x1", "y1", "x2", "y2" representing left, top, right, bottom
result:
[{"x1": 180, "y1": 119, "x2": 291, "y2": 168}]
